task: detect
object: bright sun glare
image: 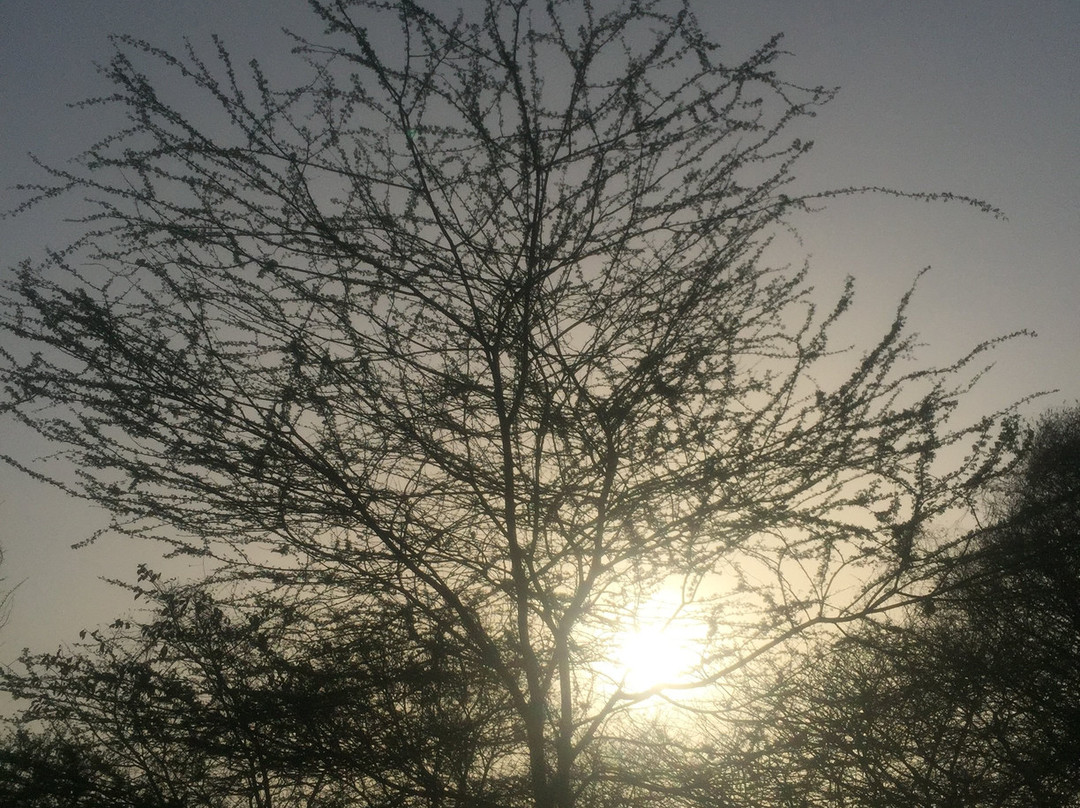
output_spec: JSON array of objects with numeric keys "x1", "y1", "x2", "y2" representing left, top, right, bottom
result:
[{"x1": 613, "y1": 590, "x2": 707, "y2": 694}]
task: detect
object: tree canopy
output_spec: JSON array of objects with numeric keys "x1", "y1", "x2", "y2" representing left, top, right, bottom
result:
[
  {"x1": 0, "y1": 1, "x2": 1025, "y2": 806},
  {"x1": 731, "y1": 406, "x2": 1080, "y2": 808}
]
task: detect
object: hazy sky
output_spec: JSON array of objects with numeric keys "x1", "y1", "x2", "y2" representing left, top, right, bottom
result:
[{"x1": 1, "y1": 0, "x2": 1077, "y2": 662}]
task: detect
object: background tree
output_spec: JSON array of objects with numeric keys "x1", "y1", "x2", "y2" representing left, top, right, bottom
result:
[
  {"x1": 2, "y1": 571, "x2": 518, "y2": 807},
  {"x1": 738, "y1": 406, "x2": 1080, "y2": 808},
  {"x1": 0, "y1": 1, "x2": 1022, "y2": 806},
  {"x1": 936, "y1": 405, "x2": 1080, "y2": 804}
]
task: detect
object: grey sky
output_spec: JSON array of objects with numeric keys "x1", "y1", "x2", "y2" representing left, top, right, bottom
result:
[{"x1": 1, "y1": 0, "x2": 1077, "y2": 662}]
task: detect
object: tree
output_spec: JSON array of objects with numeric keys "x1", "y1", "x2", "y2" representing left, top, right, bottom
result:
[
  {"x1": 0, "y1": 1, "x2": 1021, "y2": 806},
  {"x1": 966, "y1": 405, "x2": 1080, "y2": 625},
  {"x1": 1, "y1": 572, "x2": 518, "y2": 807},
  {"x1": 739, "y1": 407, "x2": 1080, "y2": 808},
  {"x1": 937, "y1": 405, "x2": 1080, "y2": 804}
]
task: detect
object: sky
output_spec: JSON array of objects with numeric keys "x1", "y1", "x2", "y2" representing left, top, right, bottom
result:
[{"x1": 0, "y1": 0, "x2": 1077, "y2": 664}]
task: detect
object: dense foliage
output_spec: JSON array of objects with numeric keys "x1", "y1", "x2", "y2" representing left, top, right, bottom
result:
[{"x1": 739, "y1": 407, "x2": 1080, "y2": 807}]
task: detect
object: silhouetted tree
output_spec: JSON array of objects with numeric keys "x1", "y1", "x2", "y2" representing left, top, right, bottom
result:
[
  {"x1": 0, "y1": 1, "x2": 1022, "y2": 806},
  {"x1": 2, "y1": 571, "x2": 518, "y2": 807},
  {"x1": 945, "y1": 405, "x2": 1080, "y2": 804},
  {"x1": 742, "y1": 407, "x2": 1080, "y2": 808}
]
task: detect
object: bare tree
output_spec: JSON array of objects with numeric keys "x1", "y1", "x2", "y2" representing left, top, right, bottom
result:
[{"x1": 0, "y1": 1, "x2": 1022, "y2": 806}]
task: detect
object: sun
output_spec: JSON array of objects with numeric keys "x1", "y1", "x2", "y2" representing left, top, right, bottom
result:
[{"x1": 613, "y1": 590, "x2": 707, "y2": 694}]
